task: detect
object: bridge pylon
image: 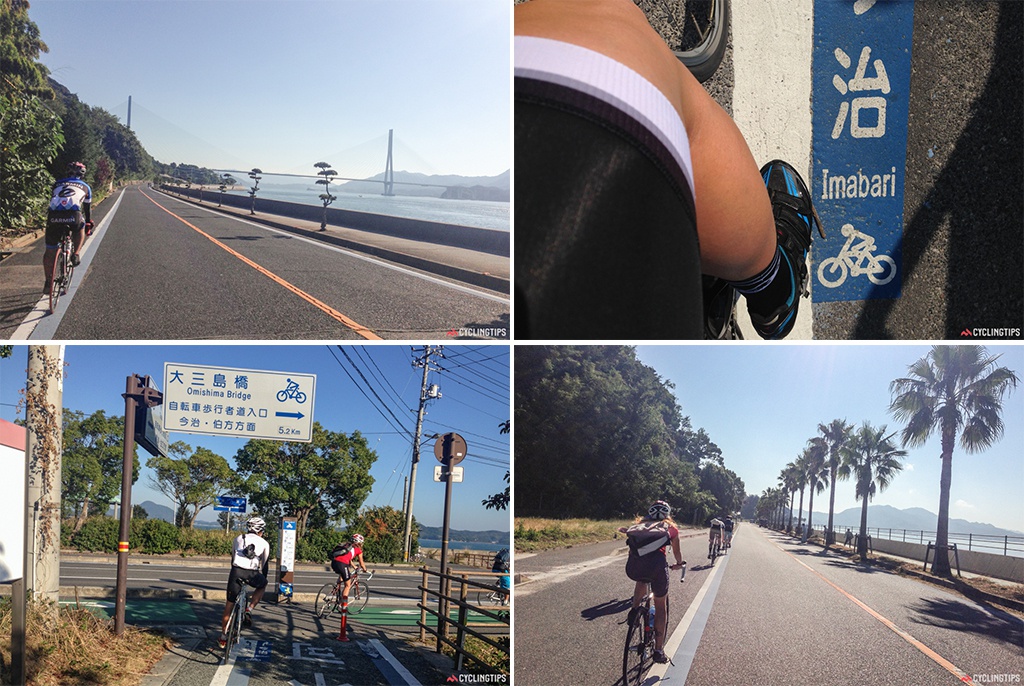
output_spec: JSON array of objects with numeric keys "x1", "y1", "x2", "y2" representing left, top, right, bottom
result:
[{"x1": 383, "y1": 129, "x2": 395, "y2": 196}]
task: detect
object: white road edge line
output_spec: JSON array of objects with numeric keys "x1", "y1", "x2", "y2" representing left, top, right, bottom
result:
[
  {"x1": 151, "y1": 187, "x2": 508, "y2": 304},
  {"x1": 649, "y1": 545, "x2": 731, "y2": 683},
  {"x1": 209, "y1": 639, "x2": 253, "y2": 686},
  {"x1": 368, "y1": 638, "x2": 422, "y2": 686},
  {"x1": 11, "y1": 188, "x2": 126, "y2": 340}
]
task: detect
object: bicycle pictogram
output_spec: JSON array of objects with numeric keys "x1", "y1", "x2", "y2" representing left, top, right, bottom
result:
[
  {"x1": 817, "y1": 223, "x2": 896, "y2": 288},
  {"x1": 276, "y1": 378, "x2": 307, "y2": 404}
]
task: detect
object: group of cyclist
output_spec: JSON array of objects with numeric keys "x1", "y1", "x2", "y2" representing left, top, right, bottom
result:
[
  {"x1": 218, "y1": 516, "x2": 368, "y2": 650},
  {"x1": 622, "y1": 502, "x2": 737, "y2": 664}
]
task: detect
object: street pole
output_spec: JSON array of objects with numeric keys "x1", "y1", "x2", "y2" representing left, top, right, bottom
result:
[
  {"x1": 403, "y1": 345, "x2": 442, "y2": 561},
  {"x1": 436, "y1": 454, "x2": 455, "y2": 652},
  {"x1": 24, "y1": 345, "x2": 64, "y2": 605},
  {"x1": 114, "y1": 375, "x2": 139, "y2": 635}
]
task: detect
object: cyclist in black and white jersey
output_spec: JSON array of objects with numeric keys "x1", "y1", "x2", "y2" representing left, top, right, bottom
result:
[
  {"x1": 218, "y1": 517, "x2": 270, "y2": 649},
  {"x1": 723, "y1": 515, "x2": 735, "y2": 549},
  {"x1": 44, "y1": 162, "x2": 93, "y2": 293},
  {"x1": 708, "y1": 517, "x2": 725, "y2": 558}
]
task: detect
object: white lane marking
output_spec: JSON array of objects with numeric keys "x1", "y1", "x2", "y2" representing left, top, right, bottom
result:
[
  {"x1": 514, "y1": 551, "x2": 624, "y2": 597},
  {"x1": 11, "y1": 188, "x2": 126, "y2": 340},
  {"x1": 210, "y1": 639, "x2": 253, "y2": 686},
  {"x1": 732, "y1": 0, "x2": 815, "y2": 339},
  {"x1": 368, "y1": 638, "x2": 422, "y2": 686},
  {"x1": 152, "y1": 188, "x2": 508, "y2": 304}
]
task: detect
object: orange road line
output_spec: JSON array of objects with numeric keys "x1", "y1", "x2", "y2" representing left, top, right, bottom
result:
[
  {"x1": 140, "y1": 190, "x2": 381, "y2": 340},
  {"x1": 781, "y1": 543, "x2": 976, "y2": 685}
]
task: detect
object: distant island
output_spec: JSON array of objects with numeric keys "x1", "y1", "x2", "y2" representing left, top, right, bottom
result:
[
  {"x1": 338, "y1": 170, "x2": 509, "y2": 201},
  {"x1": 418, "y1": 526, "x2": 510, "y2": 544}
]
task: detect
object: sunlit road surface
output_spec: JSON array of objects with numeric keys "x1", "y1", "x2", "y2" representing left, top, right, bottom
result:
[{"x1": 513, "y1": 525, "x2": 1022, "y2": 686}]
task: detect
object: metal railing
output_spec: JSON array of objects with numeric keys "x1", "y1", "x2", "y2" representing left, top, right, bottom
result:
[
  {"x1": 853, "y1": 527, "x2": 1024, "y2": 557},
  {"x1": 417, "y1": 568, "x2": 510, "y2": 673}
]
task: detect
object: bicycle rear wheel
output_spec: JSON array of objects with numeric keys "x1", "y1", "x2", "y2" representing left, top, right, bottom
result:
[
  {"x1": 315, "y1": 583, "x2": 339, "y2": 618},
  {"x1": 622, "y1": 607, "x2": 649, "y2": 686},
  {"x1": 48, "y1": 252, "x2": 65, "y2": 313},
  {"x1": 636, "y1": 0, "x2": 730, "y2": 83},
  {"x1": 349, "y1": 581, "x2": 370, "y2": 614}
]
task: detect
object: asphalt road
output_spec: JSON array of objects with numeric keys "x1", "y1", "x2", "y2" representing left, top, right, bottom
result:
[
  {"x1": 514, "y1": 525, "x2": 1023, "y2": 686},
  {"x1": 2, "y1": 185, "x2": 509, "y2": 340}
]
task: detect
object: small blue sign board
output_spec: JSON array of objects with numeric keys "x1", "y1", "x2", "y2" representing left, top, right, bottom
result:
[
  {"x1": 242, "y1": 640, "x2": 272, "y2": 662},
  {"x1": 812, "y1": 0, "x2": 914, "y2": 302},
  {"x1": 279, "y1": 582, "x2": 293, "y2": 597},
  {"x1": 283, "y1": 520, "x2": 297, "y2": 530},
  {"x1": 214, "y1": 495, "x2": 246, "y2": 513}
]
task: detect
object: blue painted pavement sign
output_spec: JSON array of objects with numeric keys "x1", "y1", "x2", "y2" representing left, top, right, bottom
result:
[{"x1": 812, "y1": 0, "x2": 914, "y2": 302}]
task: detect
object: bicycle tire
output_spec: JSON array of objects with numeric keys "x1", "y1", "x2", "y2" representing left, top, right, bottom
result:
[
  {"x1": 638, "y1": 0, "x2": 730, "y2": 83},
  {"x1": 315, "y1": 583, "x2": 339, "y2": 618},
  {"x1": 48, "y1": 251, "x2": 65, "y2": 313},
  {"x1": 349, "y1": 581, "x2": 370, "y2": 614},
  {"x1": 867, "y1": 255, "x2": 897, "y2": 286},
  {"x1": 622, "y1": 606, "x2": 648, "y2": 686},
  {"x1": 817, "y1": 257, "x2": 848, "y2": 288}
]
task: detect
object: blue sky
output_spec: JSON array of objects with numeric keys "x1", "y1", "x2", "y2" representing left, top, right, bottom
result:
[
  {"x1": 0, "y1": 345, "x2": 511, "y2": 533},
  {"x1": 30, "y1": 0, "x2": 510, "y2": 178},
  {"x1": 634, "y1": 344, "x2": 1024, "y2": 533}
]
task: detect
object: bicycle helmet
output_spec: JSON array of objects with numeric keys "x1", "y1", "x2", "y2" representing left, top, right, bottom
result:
[
  {"x1": 67, "y1": 162, "x2": 86, "y2": 178},
  {"x1": 351, "y1": 533, "x2": 364, "y2": 545},
  {"x1": 648, "y1": 500, "x2": 671, "y2": 520},
  {"x1": 246, "y1": 517, "x2": 266, "y2": 534}
]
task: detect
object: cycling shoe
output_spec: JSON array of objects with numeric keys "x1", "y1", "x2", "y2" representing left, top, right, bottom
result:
[
  {"x1": 751, "y1": 160, "x2": 824, "y2": 339},
  {"x1": 71, "y1": 253, "x2": 81, "y2": 267}
]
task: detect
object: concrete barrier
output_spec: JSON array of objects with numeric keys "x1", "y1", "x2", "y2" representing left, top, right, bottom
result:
[
  {"x1": 161, "y1": 185, "x2": 509, "y2": 256},
  {"x1": 870, "y1": 537, "x2": 1024, "y2": 583}
]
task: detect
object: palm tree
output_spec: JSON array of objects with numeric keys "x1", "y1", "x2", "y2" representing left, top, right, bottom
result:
[
  {"x1": 889, "y1": 346, "x2": 1019, "y2": 576},
  {"x1": 801, "y1": 441, "x2": 827, "y2": 543},
  {"x1": 781, "y1": 462, "x2": 801, "y2": 532},
  {"x1": 817, "y1": 419, "x2": 853, "y2": 546},
  {"x1": 792, "y1": 452, "x2": 809, "y2": 536},
  {"x1": 842, "y1": 422, "x2": 907, "y2": 557}
]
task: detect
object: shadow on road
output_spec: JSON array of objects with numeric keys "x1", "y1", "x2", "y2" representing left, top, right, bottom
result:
[
  {"x1": 908, "y1": 597, "x2": 1023, "y2": 650},
  {"x1": 581, "y1": 598, "x2": 632, "y2": 621},
  {"x1": 855, "y1": 2, "x2": 1023, "y2": 337}
]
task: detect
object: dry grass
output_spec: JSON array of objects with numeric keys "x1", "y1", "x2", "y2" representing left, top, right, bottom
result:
[
  {"x1": 514, "y1": 517, "x2": 637, "y2": 552},
  {"x1": 0, "y1": 599, "x2": 168, "y2": 685}
]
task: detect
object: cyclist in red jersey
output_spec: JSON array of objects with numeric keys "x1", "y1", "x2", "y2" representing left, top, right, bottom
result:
[{"x1": 330, "y1": 533, "x2": 369, "y2": 600}]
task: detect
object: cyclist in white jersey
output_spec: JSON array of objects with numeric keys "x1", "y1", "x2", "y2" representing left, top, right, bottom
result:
[{"x1": 44, "y1": 162, "x2": 93, "y2": 292}]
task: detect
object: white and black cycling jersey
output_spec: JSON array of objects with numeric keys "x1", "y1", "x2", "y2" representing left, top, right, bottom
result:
[
  {"x1": 48, "y1": 178, "x2": 93, "y2": 213},
  {"x1": 231, "y1": 532, "x2": 270, "y2": 571}
]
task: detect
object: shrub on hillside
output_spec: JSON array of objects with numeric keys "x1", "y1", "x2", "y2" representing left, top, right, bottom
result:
[{"x1": 71, "y1": 516, "x2": 119, "y2": 553}]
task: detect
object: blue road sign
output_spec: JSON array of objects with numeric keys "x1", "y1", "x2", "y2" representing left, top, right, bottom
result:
[
  {"x1": 214, "y1": 495, "x2": 247, "y2": 513},
  {"x1": 812, "y1": 0, "x2": 914, "y2": 302}
]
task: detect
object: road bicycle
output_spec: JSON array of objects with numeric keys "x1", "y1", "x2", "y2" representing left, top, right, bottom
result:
[
  {"x1": 817, "y1": 223, "x2": 897, "y2": 287},
  {"x1": 622, "y1": 588, "x2": 671, "y2": 686},
  {"x1": 222, "y1": 577, "x2": 250, "y2": 664},
  {"x1": 315, "y1": 570, "x2": 373, "y2": 618},
  {"x1": 475, "y1": 582, "x2": 510, "y2": 607},
  {"x1": 637, "y1": 0, "x2": 730, "y2": 83},
  {"x1": 708, "y1": 537, "x2": 722, "y2": 565},
  {"x1": 47, "y1": 231, "x2": 76, "y2": 314}
]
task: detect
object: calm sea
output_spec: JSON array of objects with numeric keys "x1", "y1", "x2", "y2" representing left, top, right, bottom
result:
[
  {"x1": 418, "y1": 538, "x2": 509, "y2": 553},
  {"x1": 216, "y1": 173, "x2": 509, "y2": 231}
]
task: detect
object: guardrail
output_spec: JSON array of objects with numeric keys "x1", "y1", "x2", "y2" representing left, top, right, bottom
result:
[
  {"x1": 417, "y1": 568, "x2": 509, "y2": 674},
  {"x1": 854, "y1": 527, "x2": 1024, "y2": 557}
]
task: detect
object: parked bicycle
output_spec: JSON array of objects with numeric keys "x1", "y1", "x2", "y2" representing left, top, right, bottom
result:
[
  {"x1": 47, "y1": 230, "x2": 75, "y2": 314},
  {"x1": 315, "y1": 570, "x2": 373, "y2": 618}
]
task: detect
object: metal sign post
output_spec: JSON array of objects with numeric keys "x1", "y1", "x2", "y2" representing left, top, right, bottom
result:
[
  {"x1": 434, "y1": 432, "x2": 466, "y2": 650},
  {"x1": 277, "y1": 518, "x2": 297, "y2": 603},
  {"x1": 115, "y1": 375, "x2": 163, "y2": 636}
]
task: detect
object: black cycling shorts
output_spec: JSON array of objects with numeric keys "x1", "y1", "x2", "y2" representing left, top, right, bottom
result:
[
  {"x1": 331, "y1": 559, "x2": 355, "y2": 579},
  {"x1": 226, "y1": 566, "x2": 268, "y2": 596},
  {"x1": 45, "y1": 210, "x2": 83, "y2": 248},
  {"x1": 515, "y1": 36, "x2": 702, "y2": 339},
  {"x1": 625, "y1": 553, "x2": 671, "y2": 598}
]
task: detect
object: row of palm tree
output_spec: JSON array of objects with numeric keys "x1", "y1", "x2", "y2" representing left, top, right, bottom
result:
[{"x1": 761, "y1": 346, "x2": 1018, "y2": 577}]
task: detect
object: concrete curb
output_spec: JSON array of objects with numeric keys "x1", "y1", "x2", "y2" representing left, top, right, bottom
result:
[
  {"x1": 154, "y1": 189, "x2": 510, "y2": 294},
  {"x1": 138, "y1": 638, "x2": 201, "y2": 686}
]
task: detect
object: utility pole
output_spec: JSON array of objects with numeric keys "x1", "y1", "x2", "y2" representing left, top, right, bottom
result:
[
  {"x1": 402, "y1": 346, "x2": 443, "y2": 561},
  {"x1": 24, "y1": 345, "x2": 64, "y2": 606}
]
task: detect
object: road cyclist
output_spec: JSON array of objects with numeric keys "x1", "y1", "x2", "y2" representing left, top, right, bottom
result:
[
  {"x1": 218, "y1": 517, "x2": 270, "y2": 649},
  {"x1": 330, "y1": 533, "x2": 369, "y2": 602},
  {"x1": 723, "y1": 515, "x2": 735, "y2": 549},
  {"x1": 618, "y1": 500, "x2": 686, "y2": 665},
  {"x1": 43, "y1": 161, "x2": 94, "y2": 294},
  {"x1": 708, "y1": 517, "x2": 725, "y2": 560}
]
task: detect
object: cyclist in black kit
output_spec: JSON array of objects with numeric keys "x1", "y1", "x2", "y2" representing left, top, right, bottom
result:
[{"x1": 44, "y1": 162, "x2": 94, "y2": 292}]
